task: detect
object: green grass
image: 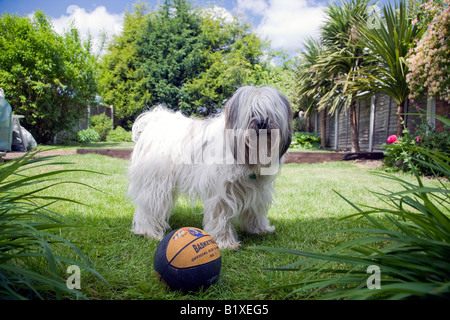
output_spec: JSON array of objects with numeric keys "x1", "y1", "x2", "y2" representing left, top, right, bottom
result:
[
  {"x1": 36, "y1": 141, "x2": 135, "y2": 152},
  {"x1": 13, "y1": 154, "x2": 446, "y2": 299}
]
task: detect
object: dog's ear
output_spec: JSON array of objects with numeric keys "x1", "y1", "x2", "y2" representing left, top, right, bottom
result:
[
  {"x1": 225, "y1": 94, "x2": 239, "y2": 130},
  {"x1": 279, "y1": 92, "x2": 293, "y2": 157},
  {"x1": 280, "y1": 135, "x2": 291, "y2": 157}
]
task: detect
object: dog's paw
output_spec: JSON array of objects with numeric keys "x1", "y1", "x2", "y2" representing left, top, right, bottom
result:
[
  {"x1": 243, "y1": 224, "x2": 276, "y2": 235},
  {"x1": 218, "y1": 240, "x2": 241, "y2": 251},
  {"x1": 144, "y1": 232, "x2": 164, "y2": 241}
]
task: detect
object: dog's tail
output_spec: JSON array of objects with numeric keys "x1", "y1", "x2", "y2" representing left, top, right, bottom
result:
[{"x1": 131, "y1": 105, "x2": 166, "y2": 142}]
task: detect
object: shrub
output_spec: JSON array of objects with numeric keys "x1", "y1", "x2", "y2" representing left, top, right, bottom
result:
[
  {"x1": 383, "y1": 116, "x2": 449, "y2": 176},
  {"x1": 106, "y1": 126, "x2": 132, "y2": 142},
  {"x1": 90, "y1": 114, "x2": 113, "y2": 141},
  {"x1": 290, "y1": 132, "x2": 321, "y2": 149},
  {"x1": 292, "y1": 117, "x2": 307, "y2": 132},
  {"x1": 76, "y1": 128, "x2": 100, "y2": 144}
]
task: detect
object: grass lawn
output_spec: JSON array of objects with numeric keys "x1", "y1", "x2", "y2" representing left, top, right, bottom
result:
[
  {"x1": 17, "y1": 153, "x2": 445, "y2": 299},
  {"x1": 37, "y1": 141, "x2": 136, "y2": 151}
]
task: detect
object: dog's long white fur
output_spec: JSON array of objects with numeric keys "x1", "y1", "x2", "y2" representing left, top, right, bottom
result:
[{"x1": 127, "y1": 85, "x2": 292, "y2": 249}]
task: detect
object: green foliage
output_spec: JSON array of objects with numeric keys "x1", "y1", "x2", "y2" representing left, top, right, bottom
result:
[
  {"x1": 317, "y1": 0, "x2": 373, "y2": 114},
  {"x1": 99, "y1": 0, "x2": 275, "y2": 127},
  {"x1": 0, "y1": 11, "x2": 98, "y2": 143},
  {"x1": 256, "y1": 114, "x2": 450, "y2": 300},
  {"x1": 407, "y1": 0, "x2": 450, "y2": 102},
  {"x1": 77, "y1": 129, "x2": 100, "y2": 144},
  {"x1": 356, "y1": 0, "x2": 427, "y2": 136},
  {"x1": 290, "y1": 132, "x2": 321, "y2": 149},
  {"x1": 292, "y1": 38, "x2": 330, "y2": 115},
  {"x1": 90, "y1": 114, "x2": 113, "y2": 141},
  {"x1": 0, "y1": 150, "x2": 105, "y2": 299},
  {"x1": 383, "y1": 113, "x2": 450, "y2": 176},
  {"x1": 183, "y1": 11, "x2": 273, "y2": 113},
  {"x1": 106, "y1": 126, "x2": 132, "y2": 142},
  {"x1": 98, "y1": 4, "x2": 151, "y2": 128}
]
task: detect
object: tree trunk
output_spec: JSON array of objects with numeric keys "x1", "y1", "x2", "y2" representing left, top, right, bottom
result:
[
  {"x1": 321, "y1": 109, "x2": 327, "y2": 149},
  {"x1": 396, "y1": 103, "x2": 404, "y2": 137},
  {"x1": 349, "y1": 101, "x2": 360, "y2": 153},
  {"x1": 306, "y1": 114, "x2": 311, "y2": 133}
]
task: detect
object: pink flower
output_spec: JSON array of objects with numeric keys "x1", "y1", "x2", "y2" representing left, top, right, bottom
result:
[
  {"x1": 387, "y1": 135, "x2": 398, "y2": 144},
  {"x1": 415, "y1": 136, "x2": 422, "y2": 142}
]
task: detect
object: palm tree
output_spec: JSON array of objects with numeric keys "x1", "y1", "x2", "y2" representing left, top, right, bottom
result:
[
  {"x1": 317, "y1": 0, "x2": 374, "y2": 152},
  {"x1": 294, "y1": 37, "x2": 332, "y2": 149},
  {"x1": 357, "y1": 0, "x2": 426, "y2": 137}
]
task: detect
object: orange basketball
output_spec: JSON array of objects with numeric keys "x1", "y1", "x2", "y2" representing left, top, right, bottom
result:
[{"x1": 154, "y1": 227, "x2": 221, "y2": 292}]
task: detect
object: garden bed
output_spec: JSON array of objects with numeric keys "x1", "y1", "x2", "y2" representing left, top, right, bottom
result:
[{"x1": 2, "y1": 148, "x2": 385, "y2": 164}]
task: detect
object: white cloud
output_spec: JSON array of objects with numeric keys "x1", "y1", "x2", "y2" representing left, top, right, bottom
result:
[
  {"x1": 201, "y1": 5, "x2": 235, "y2": 24},
  {"x1": 237, "y1": 0, "x2": 326, "y2": 52},
  {"x1": 236, "y1": 0, "x2": 268, "y2": 15},
  {"x1": 50, "y1": 6, "x2": 124, "y2": 55}
]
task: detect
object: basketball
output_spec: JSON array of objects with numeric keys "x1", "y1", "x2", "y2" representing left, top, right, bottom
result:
[{"x1": 154, "y1": 227, "x2": 222, "y2": 292}]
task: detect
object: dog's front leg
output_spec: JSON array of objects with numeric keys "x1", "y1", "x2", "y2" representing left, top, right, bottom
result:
[
  {"x1": 203, "y1": 198, "x2": 241, "y2": 250},
  {"x1": 239, "y1": 207, "x2": 275, "y2": 235}
]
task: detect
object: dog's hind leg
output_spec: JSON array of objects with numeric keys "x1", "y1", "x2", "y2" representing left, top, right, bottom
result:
[{"x1": 128, "y1": 163, "x2": 175, "y2": 240}]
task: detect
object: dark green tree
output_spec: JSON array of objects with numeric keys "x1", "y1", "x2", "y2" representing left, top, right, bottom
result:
[
  {"x1": 99, "y1": 3, "x2": 151, "y2": 127},
  {"x1": 99, "y1": 0, "x2": 273, "y2": 127}
]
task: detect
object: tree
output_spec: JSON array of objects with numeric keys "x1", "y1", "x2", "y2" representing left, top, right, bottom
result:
[
  {"x1": 0, "y1": 11, "x2": 98, "y2": 143},
  {"x1": 184, "y1": 9, "x2": 273, "y2": 114},
  {"x1": 99, "y1": 0, "x2": 273, "y2": 127},
  {"x1": 357, "y1": 0, "x2": 427, "y2": 137},
  {"x1": 316, "y1": 0, "x2": 374, "y2": 152},
  {"x1": 139, "y1": 0, "x2": 205, "y2": 113},
  {"x1": 294, "y1": 38, "x2": 332, "y2": 148},
  {"x1": 98, "y1": 4, "x2": 151, "y2": 128}
]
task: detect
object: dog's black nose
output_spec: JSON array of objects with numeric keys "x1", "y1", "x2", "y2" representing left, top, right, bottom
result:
[{"x1": 256, "y1": 119, "x2": 269, "y2": 130}]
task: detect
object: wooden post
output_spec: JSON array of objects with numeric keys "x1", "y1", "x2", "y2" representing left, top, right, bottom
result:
[
  {"x1": 110, "y1": 105, "x2": 114, "y2": 128},
  {"x1": 368, "y1": 95, "x2": 376, "y2": 152},
  {"x1": 334, "y1": 111, "x2": 339, "y2": 150},
  {"x1": 427, "y1": 95, "x2": 436, "y2": 131}
]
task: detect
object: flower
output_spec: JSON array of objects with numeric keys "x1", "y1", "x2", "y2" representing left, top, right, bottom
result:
[
  {"x1": 415, "y1": 136, "x2": 422, "y2": 142},
  {"x1": 387, "y1": 135, "x2": 398, "y2": 144}
]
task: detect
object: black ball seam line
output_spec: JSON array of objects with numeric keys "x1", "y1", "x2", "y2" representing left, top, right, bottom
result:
[{"x1": 159, "y1": 233, "x2": 210, "y2": 280}]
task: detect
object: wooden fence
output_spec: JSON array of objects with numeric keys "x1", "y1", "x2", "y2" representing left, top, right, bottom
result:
[{"x1": 308, "y1": 94, "x2": 448, "y2": 151}]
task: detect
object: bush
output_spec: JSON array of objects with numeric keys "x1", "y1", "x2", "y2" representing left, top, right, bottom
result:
[
  {"x1": 106, "y1": 126, "x2": 132, "y2": 142},
  {"x1": 383, "y1": 116, "x2": 449, "y2": 176},
  {"x1": 90, "y1": 114, "x2": 113, "y2": 141},
  {"x1": 290, "y1": 132, "x2": 321, "y2": 149},
  {"x1": 292, "y1": 117, "x2": 307, "y2": 132},
  {"x1": 77, "y1": 128, "x2": 100, "y2": 143},
  {"x1": 256, "y1": 114, "x2": 450, "y2": 300}
]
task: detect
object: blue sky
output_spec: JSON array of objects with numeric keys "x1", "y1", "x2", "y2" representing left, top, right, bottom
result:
[{"x1": 0, "y1": 0, "x2": 394, "y2": 54}]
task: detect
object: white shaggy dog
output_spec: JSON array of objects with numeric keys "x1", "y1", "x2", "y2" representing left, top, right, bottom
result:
[{"x1": 128, "y1": 85, "x2": 292, "y2": 249}]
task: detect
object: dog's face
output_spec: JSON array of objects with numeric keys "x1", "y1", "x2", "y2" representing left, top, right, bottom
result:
[{"x1": 224, "y1": 86, "x2": 292, "y2": 173}]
